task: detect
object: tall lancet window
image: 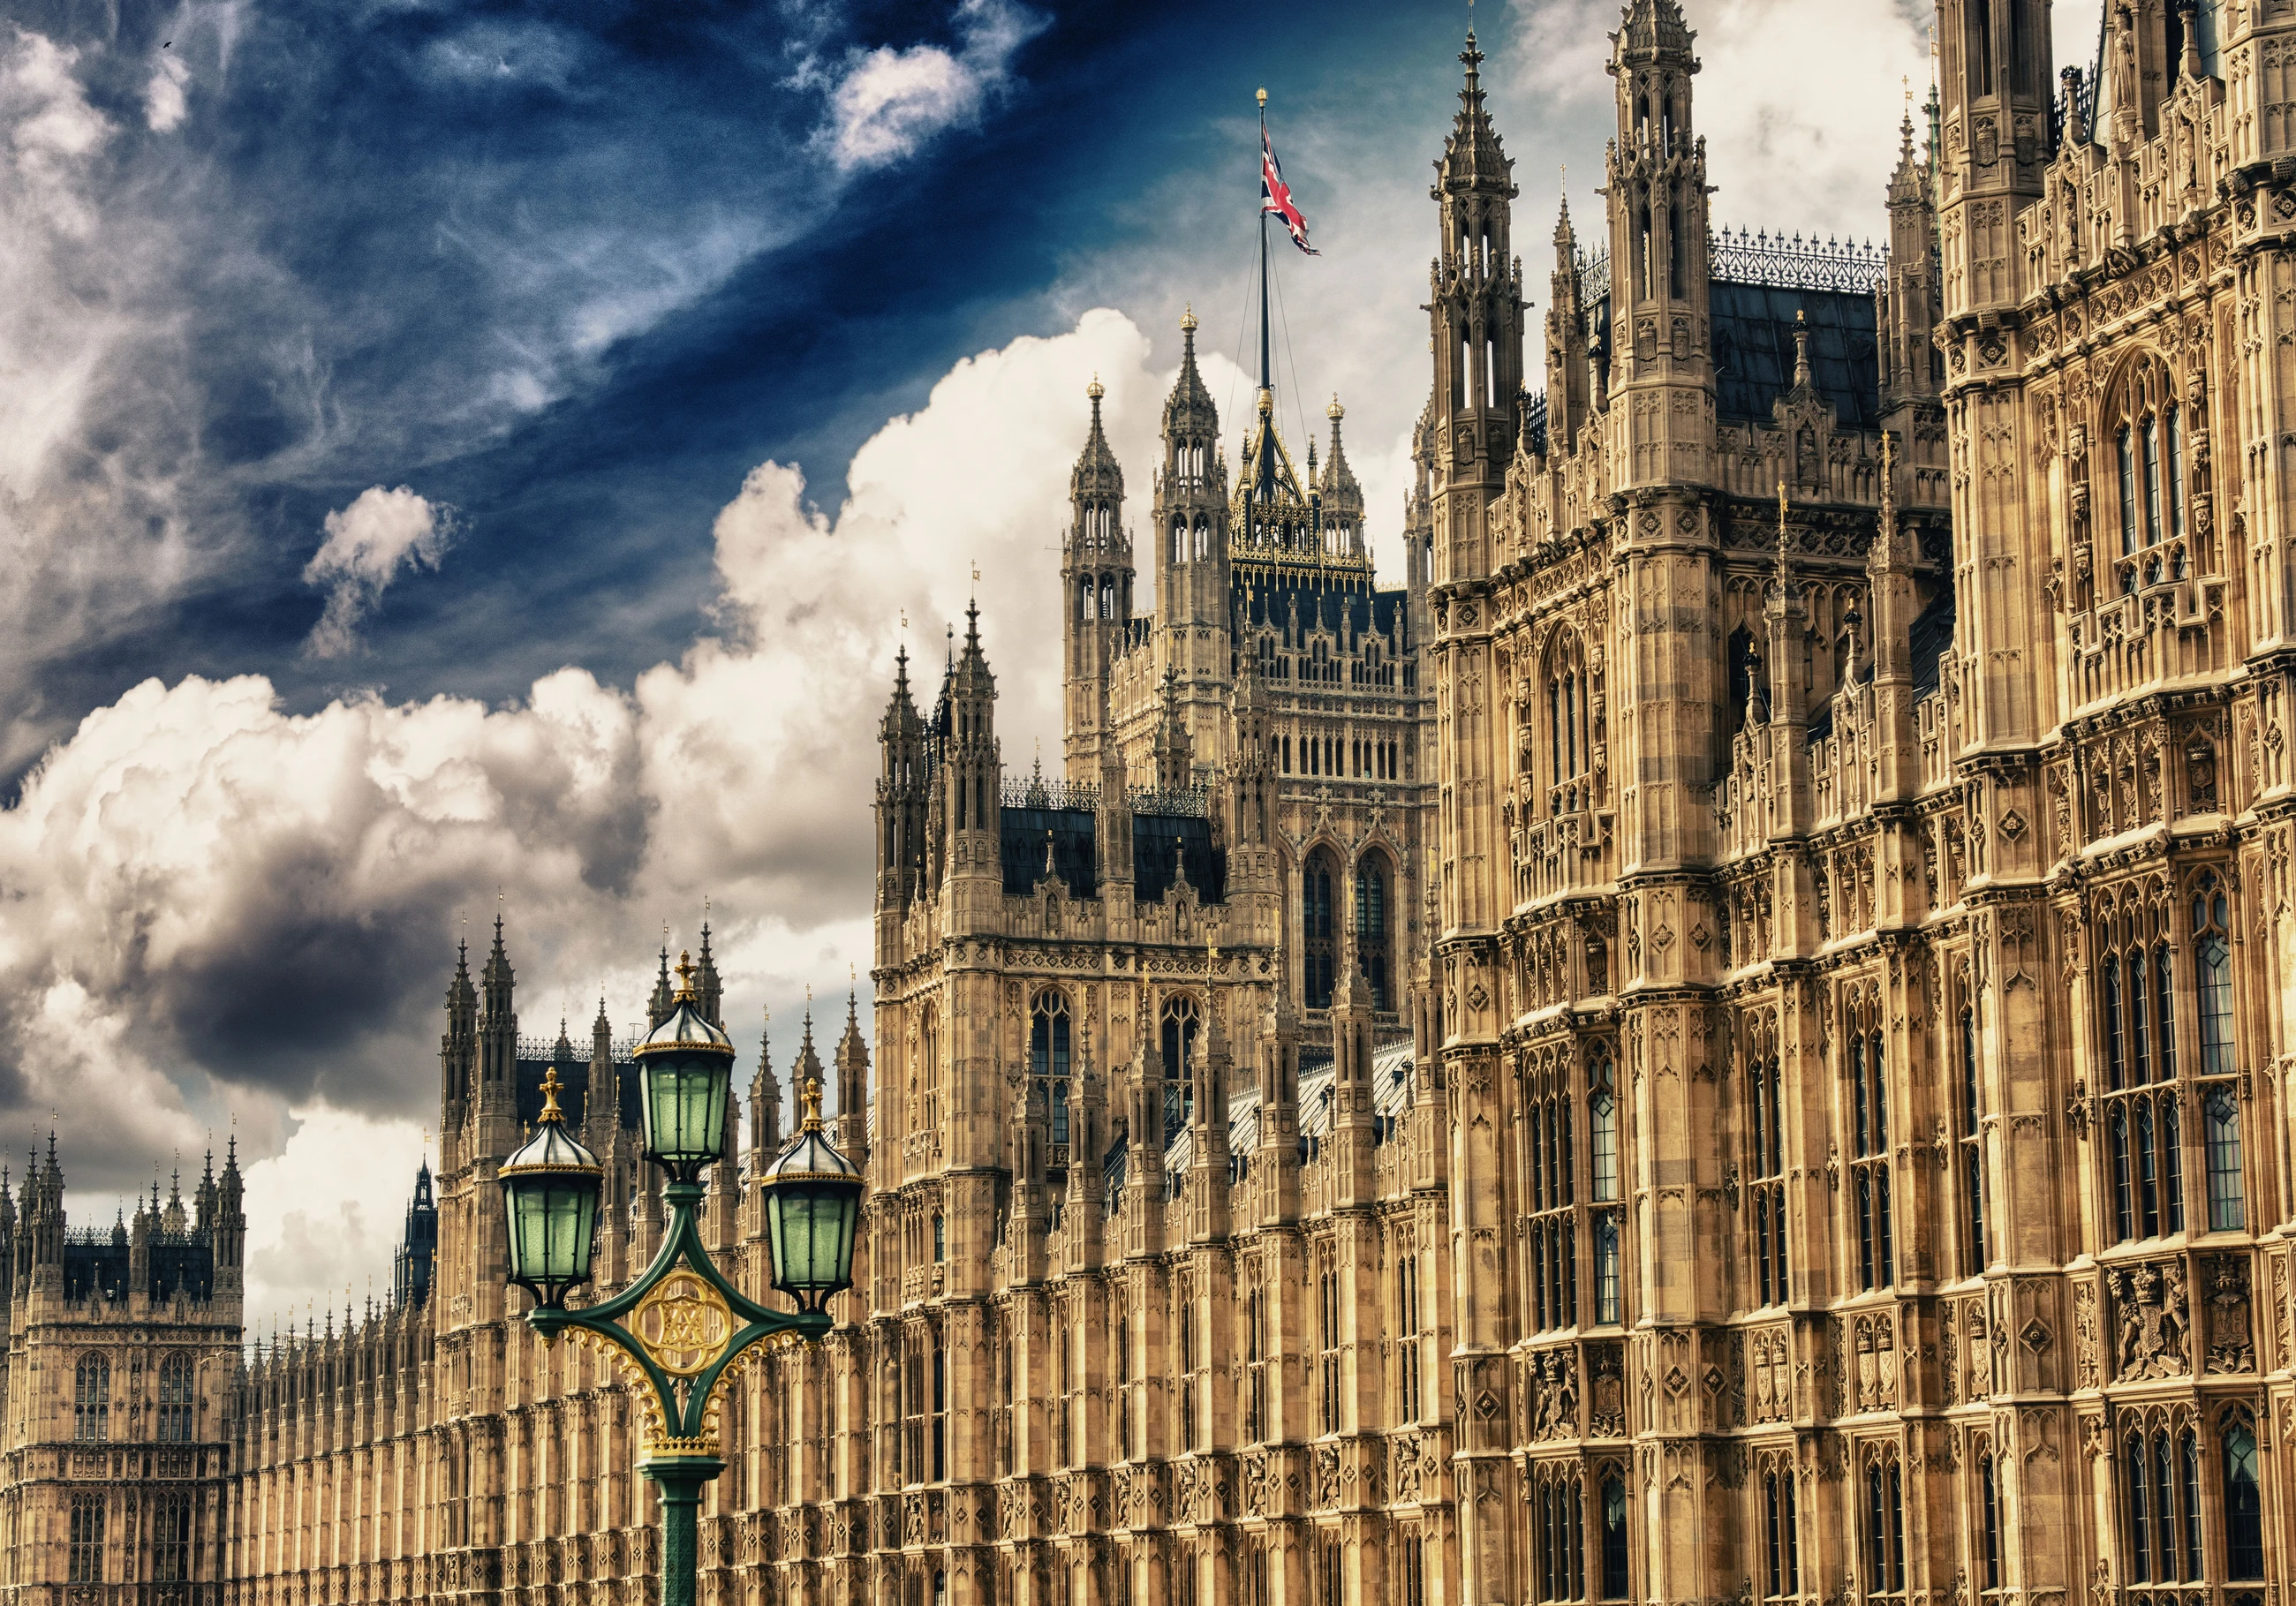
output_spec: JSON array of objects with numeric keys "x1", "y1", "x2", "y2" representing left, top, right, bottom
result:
[
  {"x1": 1159, "y1": 994, "x2": 1200, "y2": 1138},
  {"x1": 1355, "y1": 854, "x2": 1391, "y2": 1010},
  {"x1": 1029, "y1": 991, "x2": 1071, "y2": 1148},
  {"x1": 1303, "y1": 849, "x2": 1340, "y2": 1009}
]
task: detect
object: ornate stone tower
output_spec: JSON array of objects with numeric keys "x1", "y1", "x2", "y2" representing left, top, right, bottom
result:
[
  {"x1": 1425, "y1": 25, "x2": 1523, "y2": 1604},
  {"x1": 1152, "y1": 308, "x2": 1233, "y2": 765},
  {"x1": 1062, "y1": 376, "x2": 1132, "y2": 779}
]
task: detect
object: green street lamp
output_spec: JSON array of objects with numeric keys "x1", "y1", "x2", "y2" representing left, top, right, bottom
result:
[{"x1": 502, "y1": 952, "x2": 864, "y2": 1606}]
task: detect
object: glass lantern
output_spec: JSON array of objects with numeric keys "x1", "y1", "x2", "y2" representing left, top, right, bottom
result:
[
  {"x1": 499, "y1": 1067, "x2": 603, "y2": 1309},
  {"x1": 636, "y1": 953, "x2": 735, "y2": 1181},
  {"x1": 759, "y1": 1077, "x2": 865, "y2": 1315}
]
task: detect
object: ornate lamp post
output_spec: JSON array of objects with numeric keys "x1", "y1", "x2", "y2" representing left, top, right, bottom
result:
[{"x1": 500, "y1": 954, "x2": 864, "y2": 1606}]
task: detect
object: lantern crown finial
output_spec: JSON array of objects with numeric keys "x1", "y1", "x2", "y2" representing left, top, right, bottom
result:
[
  {"x1": 536, "y1": 1067, "x2": 570, "y2": 1125},
  {"x1": 801, "y1": 1075, "x2": 826, "y2": 1131},
  {"x1": 673, "y1": 950, "x2": 698, "y2": 1001}
]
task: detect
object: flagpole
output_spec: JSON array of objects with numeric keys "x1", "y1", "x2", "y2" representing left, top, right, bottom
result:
[
  {"x1": 1257, "y1": 88, "x2": 1272, "y2": 403},
  {"x1": 1256, "y1": 87, "x2": 1273, "y2": 514}
]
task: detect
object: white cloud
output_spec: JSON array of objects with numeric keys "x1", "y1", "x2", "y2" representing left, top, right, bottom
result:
[
  {"x1": 814, "y1": 0, "x2": 1044, "y2": 173},
  {"x1": 0, "y1": 307, "x2": 1241, "y2": 1325},
  {"x1": 239, "y1": 1104, "x2": 426, "y2": 1325},
  {"x1": 1495, "y1": 0, "x2": 1931, "y2": 244},
  {"x1": 302, "y1": 485, "x2": 453, "y2": 658},
  {"x1": 146, "y1": 50, "x2": 189, "y2": 132}
]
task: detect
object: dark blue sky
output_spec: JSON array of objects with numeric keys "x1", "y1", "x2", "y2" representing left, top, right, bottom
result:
[{"x1": 10, "y1": 0, "x2": 1504, "y2": 750}]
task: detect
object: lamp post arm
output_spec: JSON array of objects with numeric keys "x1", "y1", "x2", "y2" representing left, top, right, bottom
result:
[{"x1": 522, "y1": 1184, "x2": 828, "y2": 1444}]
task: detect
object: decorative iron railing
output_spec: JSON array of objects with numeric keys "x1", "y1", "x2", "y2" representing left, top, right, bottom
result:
[
  {"x1": 1575, "y1": 248, "x2": 1610, "y2": 309},
  {"x1": 1001, "y1": 775, "x2": 1098, "y2": 812},
  {"x1": 996, "y1": 777, "x2": 1207, "y2": 818},
  {"x1": 1522, "y1": 390, "x2": 1550, "y2": 456},
  {"x1": 1129, "y1": 785, "x2": 1209, "y2": 818},
  {"x1": 1708, "y1": 226, "x2": 1885, "y2": 292},
  {"x1": 1577, "y1": 230, "x2": 1888, "y2": 303}
]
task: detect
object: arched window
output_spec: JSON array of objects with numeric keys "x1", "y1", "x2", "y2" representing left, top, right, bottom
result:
[
  {"x1": 1029, "y1": 991, "x2": 1072, "y2": 1148},
  {"x1": 1303, "y1": 850, "x2": 1339, "y2": 1009},
  {"x1": 918, "y1": 1004, "x2": 941, "y2": 1135},
  {"x1": 152, "y1": 1491, "x2": 193, "y2": 1582},
  {"x1": 2222, "y1": 1410, "x2": 2264, "y2": 1578},
  {"x1": 1761, "y1": 1464, "x2": 1799, "y2": 1601},
  {"x1": 1586, "y1": 1048, "x2": 1625, "y2": 1324},
  {"x1": 1978, "y1": 1451, "x2": 2001, "y2": 1591},
  {"x1": 68, "y1": 1495, "x2": 103, "y2": 1584},
  {"x1": 158, "y1": 1352, "x2": 196, "y2": 1444},
  {"x1": 2199, "y1": 871, "x2": 2245, "y2": 1234},
  {"x1": 1746, "y1": 1018, "x2": 1787, "y2": 1307},
  {"x1": 2102, "y1": 897, "x2": 2183, "y2": 1240},
  {"x1": 1958, "y1": 1002, "x2": 1987, "y2": 1275},
  {"x1": 1530, "y1": 1465, "x2": 1584, "y2": 1602},
  {"x1": 73, "y1": 1353, "x2": 109, "y2": 1443},
  {"x1": 1848, "y1": 1000, "x2": 1893, "y2": 1290},
  {"x1": 1355, "y1": 855, "x2": 1391, "y2": 1010},
  {"x1": 1545, "y1": 630, "x2": 1593, "y2": 812},
  {"x1": 1862, "y1": 1451, "x2": 1905, "y2": 1595},
  {"x1": 1599, "y1": 1473, "x2": 1631, "y2": 1599},
  {"x1": 2104, "y1": 358, "x2": 2191, "y2": 584},
  {"x1": 1159, "y1": 995, "x2": 1200, "y2": 1137}
]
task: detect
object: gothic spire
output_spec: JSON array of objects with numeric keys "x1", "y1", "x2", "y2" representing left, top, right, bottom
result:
[
  {"x1": 1070, "y1": 375, "x2": 1122, "y2": 501},
  {"x1": 1437, "y1": 24, "x2": 1509, "y2": 193},
  {"x1": 1163, "y1": 305, "x2": 1218, "y2": 439}
]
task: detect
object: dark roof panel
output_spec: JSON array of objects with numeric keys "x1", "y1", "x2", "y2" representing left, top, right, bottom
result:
[{"x1": 1711, "y1": 283, "x2": 1880, "y2": 431}]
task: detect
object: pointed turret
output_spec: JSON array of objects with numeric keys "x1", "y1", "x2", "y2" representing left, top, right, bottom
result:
[
  {"x1": 1152, "y1": 667, "x2": 1193, "y2": 793},
  {"x1": 215, "y1": 1135, "x2": 246, "y2": 1284},
  {"x1": 1545, "y1": 193, "x2": 1592, "y2": 447},
  {"x1": 834, "y1": 990, "x2": 870, "y2": 1167},
  {"x1": 1063, "y1": 375, "x2": 1135, "y2": 778},
  {"x1": 1154, "y1": 305, "x2": 1235, "y2": 760},
  {"x1": 1429, "y1": 23, "x2": 1524, "y2": 582},
  {"x1": 748, "y1": 1007, "x2": 782, "y2": 1162},
  {"x1": 1603, "y1": 0, "x2": 1713, "y2": 497},
  {"x1": 1317, "y1": 398, "x2": 1365, "y2": 561},
  {"x1": 878, "y1": 645, "x2": 930, "y2": 912},
  {"x1": 440, "y1": 933, "x2": 478, "y2": 1165},
  {"x1": 474, "y1": 912, "x2": 518, "y2": 1157},
  {"x1": 1879, "y1": 104, "x2": 1942, "y2": 409},
  {"x1": 695, "y1": 915, "x2": 724, "y2": 1029},
  {"x1": 941, "y1": 602, "x2": 1004, "y2": 939},
  {"x1": 648, "y1": 939, "x2": 675, "y2": 1029}
]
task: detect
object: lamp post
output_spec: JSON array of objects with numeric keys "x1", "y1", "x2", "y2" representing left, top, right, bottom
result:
[{"x1": 500, "y1": 954, "x2": 864, "y2": 1606}]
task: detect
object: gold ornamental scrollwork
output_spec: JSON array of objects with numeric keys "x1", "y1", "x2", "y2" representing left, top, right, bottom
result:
[{"x1": 630, "y1": 1271, "x2": 734, "y2": 1377}]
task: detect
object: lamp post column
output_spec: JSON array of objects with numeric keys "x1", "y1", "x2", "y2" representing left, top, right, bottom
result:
[{"x1": 644, "y1": 1456, "x2": 723, "y2": 1606}]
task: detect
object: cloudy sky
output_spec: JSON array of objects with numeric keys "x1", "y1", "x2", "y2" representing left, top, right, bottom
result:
[{"x1": 2, "y1": 0, "x2": 2103, "y2": 1325}]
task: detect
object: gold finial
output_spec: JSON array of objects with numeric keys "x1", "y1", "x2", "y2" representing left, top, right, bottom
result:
[
  {"x1": 801, "y1": 1076, "x2": 825, "y2": 1130},
  {"x1": 1180, "y1": 304, "x2": 1197, "y2": 334},
  {"x1": 673, "y1": 950, "x2": 698, "y2": 1001},
  {"x1": 1327, "y1": 394, "x2": 1344, "y2": 422},
  {"x1": 536, "y1": 1067, "x2": 569, "y2": 1124},
  {"x1": 1256, "y1": 87, "x2": 1267, "y2": 109},
  {"x1": 1087, "y1": 373, "x2": 1104, "y2": 402}
]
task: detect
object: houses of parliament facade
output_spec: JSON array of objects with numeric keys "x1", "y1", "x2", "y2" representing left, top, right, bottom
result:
[{"x1": 8, "y1": 1, "x2": 2296, "y2": 1602}]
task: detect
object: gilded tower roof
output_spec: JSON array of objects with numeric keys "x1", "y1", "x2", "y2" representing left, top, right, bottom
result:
[
  {"x1": 1163, "y1": 306, "x2": 1218, "y2": 439},
  {"x1": 1070, "y1": 376, "x2": 1122, "y2": 501}
]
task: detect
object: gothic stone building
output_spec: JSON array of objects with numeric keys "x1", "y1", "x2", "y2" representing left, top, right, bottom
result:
[
  {"x1": 13, "y1": 3, "x2": 2296, "y2": 1603},
  {"x1": 0, "y1": 1142, "x2": 248, "y2": 1605}
]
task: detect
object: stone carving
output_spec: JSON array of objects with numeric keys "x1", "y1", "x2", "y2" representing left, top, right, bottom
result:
[
  {"x1": 2203, "y1": 1253, "x2": 2257, "y2": 1374},
  {"x1": 2111, "y1": 1259, "x2": 2191, "y2": 1381}
]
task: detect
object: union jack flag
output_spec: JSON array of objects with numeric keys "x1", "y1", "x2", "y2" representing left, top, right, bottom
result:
[{"x1": 1261, "y1": 127, "x2": 1318, "y2": 255}]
